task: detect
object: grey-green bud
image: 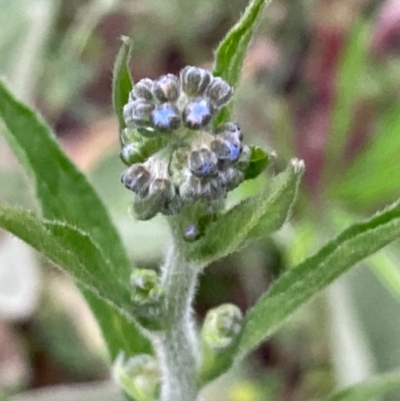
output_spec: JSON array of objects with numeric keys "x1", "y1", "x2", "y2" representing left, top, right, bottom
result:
[
  {"x1": 124, "y1": 99, "x2": 154, "y2": 128},
  {"x1": 180, "y1": 66, "x2": 212, "y2": 97},
  {"x1": 130, "y1": 269, "x2": 165, "y2": 331},
  {"x1": 206, "y1": 77, "x2": 233, "y2": 108},
  {"x1": 202, "y1": 304, "x2": 243, "y2": 350},
  {"x1": 152, "y1": 74, "x2": 180, "y2": 102},
  {"x1": 120, "y1": 143, "x2": 144, "y2": 165},
  {"x1": 131, "y1": 78, "x2": 154, "y2": 101},
  {"x1": 189, "y1": 148, "x2": 218, "y2": 177},
  {"x1": 121, "y1": 164, "x2": 151, "y2": 194}
]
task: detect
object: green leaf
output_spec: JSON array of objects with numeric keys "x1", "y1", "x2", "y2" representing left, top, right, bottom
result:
[
  {"x1": 112, "y1": 36, "x2": 133, "y2": 130},
  {"x1": 0, "y1": 204, "x2": 130, "y2": 310},
  {"x1": 184, "y1": 159, "x2": 304, "y2": 265},
  {"x1": 0, "y1": 204, "x2": 152, "y2": 358},
  {"x1": 0, "y1": 80, "x2": 129, "y2": 276},
  {"x1": 0, "y1": 80, "x2": 151, "y2": 359},
  {"x1": 213, "y1": 0, "x2": 271, "y2": 124},
  {"x1": 238, "y1": 198, "x2": 400, "y2": 358},
  {"x1": 321, "y1": 370, "x2": 400, "y2": 401},
  {"x1": 213, "y1": 0, "x2": 271, "y2": 86},
  {"x1": 244, "y1": 146, "x2": 271, "y2": 180}
]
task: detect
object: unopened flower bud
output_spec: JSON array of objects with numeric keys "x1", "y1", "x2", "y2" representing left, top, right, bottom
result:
[
  {"x1": 181, "y1": 176, "x2": 222, "y2": 202},
  {"x1": 121, "y1": 164, "x2": 151, "y2": 194},
  {"x1": 131, "y1": 78, "x2": 154, "y2": 101},
  {"x1": 152, "y1": 74, "x2": 180, "y2": 102},
  {"x1": 120, "y1": 127, "x2": 138, "y2": 145},
  {"x1": 180, "y1": 66, "x2": 212, "y2": 97},
  {"x1": 120, "y1": 143, "x2": 144, "y2": 165},
  {"x1": 206, "y1": 77, "x2": 233, "y2": 108},
  {"x1": 216, "y1": 122, "x2": 243, "y2": 141},
  {"x1": 189, "y1": 148, "x2": 218, "y2": 177},
  {"x1": 113, "y1": 353, "x2": 160, "y2": 401},
  {"x1": 132, "y1": 177, "x2": 176, "y2": 220},
  {"x1": 202, "y1": 304, "x2": 243, "y2": 350},
  {"x1": 130, "y1": 269, "x2": 165, "y2": 331},
  {"x1": 183, "y1": 98, "x2": 213, "y2": 129},
  {"x1": 124, "y1": 99, "x2": 154, "y2": 128},
  {"x1": 151, "y1": 103, "x2": 181, "y2": 132},
  {"x1": 219, "y1": 167, "x2": 244, "y2": 191}
]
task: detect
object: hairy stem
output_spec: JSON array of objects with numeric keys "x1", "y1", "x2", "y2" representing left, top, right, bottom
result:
[{"x1": 154, "y1": 241, "x2": 200, "y2": 401}]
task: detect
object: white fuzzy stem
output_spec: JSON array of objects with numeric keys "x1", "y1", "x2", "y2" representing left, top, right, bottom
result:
[{"x1": 154, "y1": 243, "x2": 200, "y2": 401}]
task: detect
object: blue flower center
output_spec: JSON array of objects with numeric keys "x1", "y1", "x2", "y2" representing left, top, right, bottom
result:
[
  {"x1": 184, "y1": 99, "x2": 212, "y2": 129},
  {"x1": 151, "y1": 104, "x2": 180, "y2": 131}
]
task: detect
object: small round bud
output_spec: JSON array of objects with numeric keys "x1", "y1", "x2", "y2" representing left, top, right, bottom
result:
[
  {"x1": 131, "y1": 78, "x2": 154, "y2": 101},
  {"x1": 214, "y1": 122, "x2": 243, "y2": 163},
  {"x1": 131, "y1": 269, "x2": 164, "y2": 305},
  {"x1": 132, "y1": 177, "x2": 175, "y2": 220},
  {"x1": 152, "y1": 74, "x2": 180, "y2": 102},
  {"x1": 206, "y1": 77, "x2": 233, "y2": 108},
  {"x1": 120, "y1": 128, "x2": 138, "y2": 145},
  {"x1": 151, "y1": 103, "x2": 181, "y2": 132},
  {"x1": 130, "y1": 269, "x2": 165, "y2": 330},
  {"x1": 181, "y1": 176, "x2": 222, "y2": 202},
  {"x1": 150, "y1": 177, "x2": 174, "y2": 200},
  {"x1": 113, "y1": 353, "x2": 160, "y2": 401},
  {"x1": 120, "y1": 143, "x2": 144, "y2": 165},
  {"x1": 202, "y1": 304, "x2": 243, "y2": 350},
  {"x1": 219, "y1": 167, "x2": 244, "y2": 191},
  {"x1": 183, "y1": 99, "x2": 213, "y2": 129},
  {"x1": 210, "y1": 138, "x2": 229, "y2": 158},
  {"x1": 216, "y1": 122, "x2": 243, "y2": 142},
  {"x1": 189, "y1": 148, "x2": 218, "y2": 177},
  {"x1": 121, "y1": 164, "x2": 151, "y2": 194},
  {"x1": 180, "y1": 66, "x2": 212, "y2": 97},
  {"x1": 124, "y1": 99, "x2": 154, "y2": 128}
]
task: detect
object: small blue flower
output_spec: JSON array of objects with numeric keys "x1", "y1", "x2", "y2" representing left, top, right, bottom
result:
[
  {"x1": 183, "y1": 99, "x2": 212, "y2": 130},
  {"x1": 151, "y1": 103, "x2": 181, "y2": 132}
]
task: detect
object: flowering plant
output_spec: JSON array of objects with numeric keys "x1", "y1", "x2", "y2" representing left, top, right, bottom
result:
[{"x1": 1, "y1": 0, "x2": 400, "y2": 400}]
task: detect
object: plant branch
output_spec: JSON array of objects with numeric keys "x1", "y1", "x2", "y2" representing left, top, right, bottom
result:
[{"x1": 153, "y1": 239, "x2": 200, "y2": 401}]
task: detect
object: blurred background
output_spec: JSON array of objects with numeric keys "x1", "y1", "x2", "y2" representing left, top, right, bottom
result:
[{"x1": 1, "y1": 0, "x2": 400, "y2": 400}]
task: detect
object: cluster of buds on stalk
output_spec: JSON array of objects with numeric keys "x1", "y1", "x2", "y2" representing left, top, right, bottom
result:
[{"x1": 120, "y1": 66, "x2": 251, "y2": 222}]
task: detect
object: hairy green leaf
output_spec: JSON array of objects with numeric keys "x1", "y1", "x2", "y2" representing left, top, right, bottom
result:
[
  {"x1": 0, "y1": 81, "x2": 130, "y2": 275},
  {"x1": 112, "y1": 36, "x2": 133, "y2": 130},
  {"x1": 213, "y1": 0, "x2": 270, "y2": 86},
  {"x1": 0, "y1": 204, "x2": 152, "y2": 357},
  {"x1": 0, "y1": 81, "x2": 151, "y2": 359},
  {"x1": 184, "y1": 159, "x2": 304, "y2": 265},
  {"x1": 213, "y1": 0, "x2": 271, "y2": 123},
  {"x1": 238, "y1": 199, "x2": 400, "y2": 357},
  {"x1": 0, "y1": 205, "x2": 129, "y2": 310},
  {"x1": 244, "y1": 146, "x2": 271, "y2": 180},
  {"x1": 322, "y1": 370, "x2": 400, "y2": 401}
]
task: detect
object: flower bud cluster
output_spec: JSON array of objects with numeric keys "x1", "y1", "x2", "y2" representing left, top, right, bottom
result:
[
  {"x1": 202, "y1": 304, "x2": 243, "y2": 350},
  {"x1": 120, "y1": 66, "x2": 250, "y2": 220}
]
